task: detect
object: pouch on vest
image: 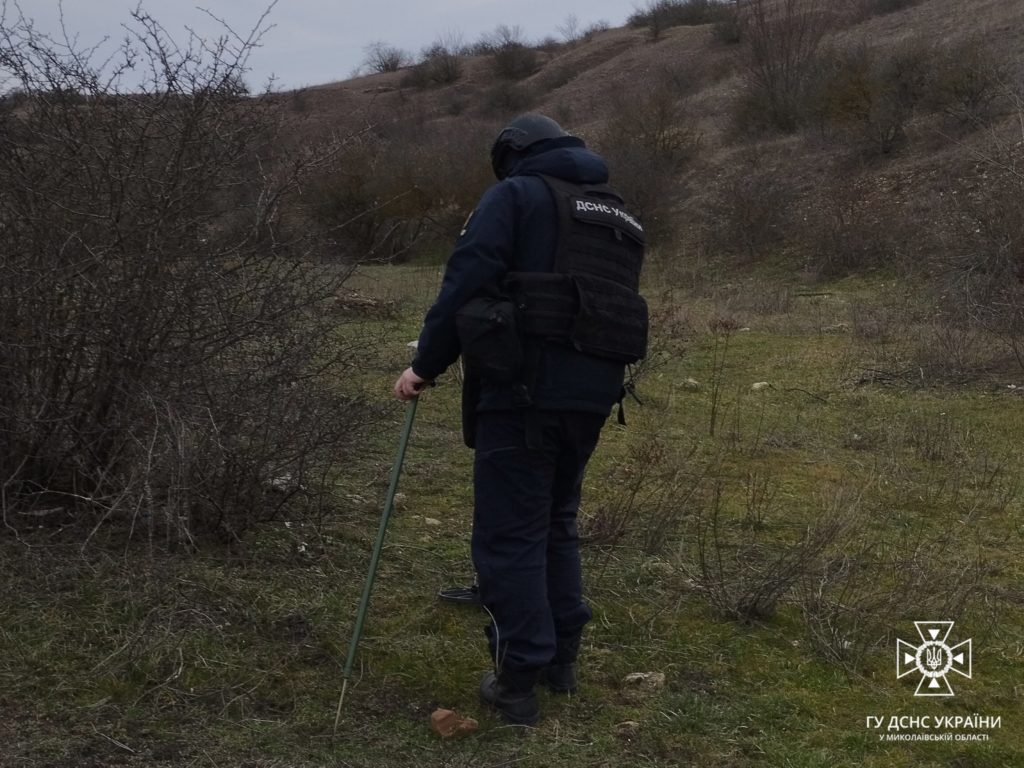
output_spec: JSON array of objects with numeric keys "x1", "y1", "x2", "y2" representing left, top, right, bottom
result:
[
  {"x1": 454, "y1": 294, "x2": 523, "y2": 384},
  {"x1": 571, "y1": 273, "x2": 649, "y2": 364}
]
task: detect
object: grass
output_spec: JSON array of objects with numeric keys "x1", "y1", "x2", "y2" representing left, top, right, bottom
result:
[{"x1": 3, "y1": 260, "x2": 1024, "y2": 767}]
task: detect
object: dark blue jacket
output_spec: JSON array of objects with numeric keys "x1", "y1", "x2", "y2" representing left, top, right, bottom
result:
[{"x1": 411, "y1": 137, "x2": 625, "y2": 415}]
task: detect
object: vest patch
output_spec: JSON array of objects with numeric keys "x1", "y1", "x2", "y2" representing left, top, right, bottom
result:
[{"x1": 571, "y1": 197, "x2": 644, "y2": 240}]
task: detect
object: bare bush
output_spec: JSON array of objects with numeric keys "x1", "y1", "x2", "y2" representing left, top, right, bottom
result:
[
  {"x1": 929, "y1": 126, "x2": 1024, "y2": 370},
  {"x1": 927, "y1": 37, "x2": 1008, "y2": 125},
  {"x1": 687, "y1": 478, "x2": 852, "y2": 621},
  {"x1": 857, "y1": 0, "x2": 922, "y2": 15},
  {"x1": 804, "y1": 177, "x2": 901, "y2": 278},
  {"x1": 799, "y1": 515, "x2": 991, "y2": 669},
  {"x1": 701, "y1": 150, "x2": 793, "y2": 261},
  {"x1": 629, "y1": 0, "x2": 731, "y2": 41},
  {"x1": 0, "y1": 9, "x2": 378, "y2": 543},
  {"x1": 805, "y1": 43, "x2": 921, "y2": 154},
  {"x1": 362, "y1": 41, "x2": 411, "y2": 73},
  {"x1": 582, "y1": 20, "x2": 611, "y2": 40},
  {"x1": 712, "y1": 1, "x2": 745, "y2": 44},
  {"x1": 482, "y1": 81, "x2": 535, "y2": 115},
  {"x1": 303, "y1": 131, "x2": 429, "y2": 262},
  {"x1": 737, "y1": 0, "x2": 838, "y2": 132},
  {"x1": 403, "y1": 31, "x2": 464, "y2": 88},
  {"x1": 582, "y1": 436, "x2": 707, "y2": 560},
  {"x1": 485, "y1": 24, "x2": 539, "y2": 81},
  {"x1": 558, "y1": 14, "x2": 582, "y2": 45},
  {"x1": 598, "y1": 68, "x2": 702, "y2": 243}
]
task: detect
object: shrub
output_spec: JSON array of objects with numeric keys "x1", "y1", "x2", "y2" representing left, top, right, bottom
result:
[
  {"x1": 701, "y1": 151, "x2": 793, "y2": 261},
  {"x1": 582, "y1": 20, "x2": 611, "y2": 40},
  {"x1": 0, "y1": 9, "x2": 378, "y2": 544},
  {"x1": 481, "y1": 81, "x2": 536, "y2": 115},
  {"x1": 688, "y1": 476, "x2": 852, "y2": 621},
  {"x1": 598, "y1": 69, "x2": 702, "y2": 244},
  {"x1": 859, "y1": 0, "x2": 922, "y2": 16},
  {"x1": 712, "y1": 2, "x2": 745, "y2": 44},
  {"x1": 737, "y1": 0, "x2": 838, "y2": 133},
  {"x1": 557, "y1": 13, "x2": 582, "y2": 45},
  {"x1": 805, "y1": 43, "x2": 924, "y2": 154},
  {"x1": 926, "y1": 37, "x2": 1008, "y2": 124},
  {"x1": 402, "y1": 32, "x2": 464, "y2": 88},
  {"x1": 629, "y1": 0, "x2": 731, "y2": 40},
  {"x1": 802, "y1": 178, "x2": 902, "y2": 279},
  {"x1": 362, "y1": 41, "x2": 411, "y2": 73},
  {"x1": 486, "y1": 24, "x2": 539, "y2": 81}
]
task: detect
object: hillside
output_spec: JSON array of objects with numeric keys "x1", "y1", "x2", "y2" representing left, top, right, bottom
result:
[
  {"x1": 279, "y1": 0, "x2": 1024, "y2": 281},
  {"x1": 4, "y1": 2, "x2": 1024, "y2": 767}
]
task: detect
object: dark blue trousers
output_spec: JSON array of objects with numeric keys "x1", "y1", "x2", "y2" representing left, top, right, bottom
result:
[{"x1": 471, "y1": 409, "x2": 605, "y2": 690}]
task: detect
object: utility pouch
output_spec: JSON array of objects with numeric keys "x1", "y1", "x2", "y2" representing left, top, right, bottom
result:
[
  {"x1": 571, "y1": 273, "x2": 649, "y2": 364},
  {"x1": 455, "y1": 294, "x2": 523, "y2": 384}
]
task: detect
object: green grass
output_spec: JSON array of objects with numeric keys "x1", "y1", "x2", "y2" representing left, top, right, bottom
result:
[{"x1": 2, "y1": 263, "x2": 1023, "y2": 767}]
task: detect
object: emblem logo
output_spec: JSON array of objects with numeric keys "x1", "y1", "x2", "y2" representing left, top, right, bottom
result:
[{"x1": 897, "y1": 621, "x2": 972, "y2": 697}]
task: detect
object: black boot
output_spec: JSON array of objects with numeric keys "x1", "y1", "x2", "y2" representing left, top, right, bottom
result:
[
  {"x1": 541, "y1": 634, "x2": 581, "y2": 693},
  {"x1": 540, "y1": 662, "x2": 577, "y2": 693},
  {"x1": 479, "y1": 671, "x2": 540, "y2": 726}
]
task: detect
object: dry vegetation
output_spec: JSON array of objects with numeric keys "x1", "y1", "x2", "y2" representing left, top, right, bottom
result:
[{"x1": 4, "y1": 0, "x2": 1024, "y2": 766}]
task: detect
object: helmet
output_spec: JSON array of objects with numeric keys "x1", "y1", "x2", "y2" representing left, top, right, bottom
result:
[{"x1": 490, "y1": 113, "x2": 569, "y2": 180}]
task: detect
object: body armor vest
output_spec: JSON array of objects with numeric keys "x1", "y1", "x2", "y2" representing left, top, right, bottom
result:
[{"x1": 504, "y1": 174, "x2": 648, "y2": 364}]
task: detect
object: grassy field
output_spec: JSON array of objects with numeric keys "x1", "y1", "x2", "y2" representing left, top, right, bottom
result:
[{"x1": 3, "y1": 260, "x2": 1024, "y2": 767}]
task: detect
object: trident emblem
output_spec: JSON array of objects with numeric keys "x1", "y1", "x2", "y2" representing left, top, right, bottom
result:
[{"x1": 896, "y1": 621, "x2": 972, "y2": 697}]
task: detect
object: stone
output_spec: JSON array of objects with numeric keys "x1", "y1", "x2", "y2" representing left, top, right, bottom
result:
[
  {"x1": 622, "y1": 671, "x2": 666, "y2": 702},
  {"x1": 430, "y1": 708, "x2": 478, "y2": 740},
  {"x1": 616, "y1": 720, "x2": 641, "y2": 740}
]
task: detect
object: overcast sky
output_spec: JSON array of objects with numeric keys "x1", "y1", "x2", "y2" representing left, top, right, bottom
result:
[{"x1": 17, "y1": 1, "x2": 634, "y2": 91}]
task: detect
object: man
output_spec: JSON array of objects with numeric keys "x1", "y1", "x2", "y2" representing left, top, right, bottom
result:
[{"x1": 394, "y1": 114, "x2": 646, "y2": 725}]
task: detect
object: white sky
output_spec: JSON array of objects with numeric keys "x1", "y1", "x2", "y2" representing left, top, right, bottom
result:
[{"x1": 16, "y1": 1, "x2": 635, "y2": 90}]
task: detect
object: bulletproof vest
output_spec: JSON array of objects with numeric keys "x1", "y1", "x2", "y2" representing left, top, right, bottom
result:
[{"x1": 504, "y1": 174, "x2": 648, "y2": 364}]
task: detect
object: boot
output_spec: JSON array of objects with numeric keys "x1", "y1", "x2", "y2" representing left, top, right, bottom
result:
[
  {"x1": 540, "y1": 662, "x2": 577, "y2": 693},
  {"x1": 479, "y1": 671, "x2": 540, "y2": 726},
  {"x1": 541, "y1": 633, "x2": 581, "y2": 693}
]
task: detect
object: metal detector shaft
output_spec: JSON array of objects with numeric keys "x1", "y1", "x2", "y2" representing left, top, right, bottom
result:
[{"x1": 342, "y1": 395, "x2": 419, "y2": 683}]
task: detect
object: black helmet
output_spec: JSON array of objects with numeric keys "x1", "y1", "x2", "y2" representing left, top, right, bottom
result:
[{"x1": 490, "y1": 113, "x2": 569, "y2": 180}]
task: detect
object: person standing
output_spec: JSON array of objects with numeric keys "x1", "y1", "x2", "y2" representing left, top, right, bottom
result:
[{"x1": 394, "y1": 114, "x2": 647, "y2": 725}]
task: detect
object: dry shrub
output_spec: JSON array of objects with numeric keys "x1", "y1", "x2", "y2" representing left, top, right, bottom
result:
[
  {"x1": 904, "y1": 317, "x2": 1002, "y2": 382},
  {"x1": 597, "y1": 68, "x2": 702, "y2": 244},
  {"x1": 736, "y1": 0, "x2": 839, "y2": 133},
  {"x1": 927, "y1": 37, "x2": 1009, "y2": 125},
  {"x1": 407, "y1": 118, "x2": 498, "y2": 241},
  {"x1": 700, "y1": 150, "x2": 794, "y2": 262},
  {"x1": 687, "y1": 476, "x2": 853, "y2": 621},
  {"x1": 803, "y1": 178, "x2": 905, "y2": 278},
  {"x1": 482, "y1": 24, "x2": 539, "y2": 81},
  {"x1": 0, "y1": 9, "x2": 379, "y2": 544},
  {"x1": 402, "y1": 32, "x2": 464, "y2": 88},
  {"x1": 855, "y1": 0, "x2": 922, "y2": 16},
  {"x1": 362, "y1": 41, "x2": 412, "y2": 74},
  {"x1": 629, "y1": 0, "x2": 732, "y2": 41},
  {"x1": 799, "y1": 509, "x2": 992, "y2": 669},
  {"x1": 929, "y1": 138, "x2": 1024, "y2": 371},
  {"x1": 805, "y1": 43, "x2": 928, "y2": 154},
  {"x1": 712, "y1": 2, "x2": 745, "y2": 45},
  {"x1": 581, "y1": 437, "x2": 702, "y2": 557},
  {"x1": 303, "y1": 131, "x2": 430, "y2": 263},
  {"x1": 481, "y1": 82, "x2": 535, "y2": 116}
]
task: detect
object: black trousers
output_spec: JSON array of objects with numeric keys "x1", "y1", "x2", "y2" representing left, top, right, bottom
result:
[{"x1": 471, "y1": 409, "x2": 605, "y2": 689}]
